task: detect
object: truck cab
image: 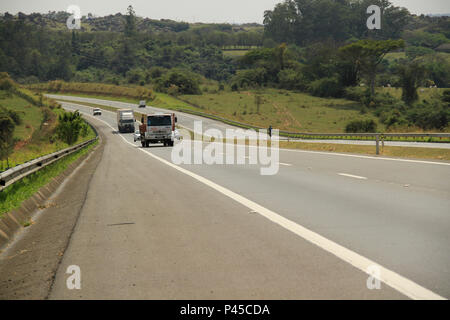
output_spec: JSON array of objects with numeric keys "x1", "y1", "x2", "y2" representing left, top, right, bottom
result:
[{"x1": 139, "y1": 113, "x2": 178, "y2": 147}]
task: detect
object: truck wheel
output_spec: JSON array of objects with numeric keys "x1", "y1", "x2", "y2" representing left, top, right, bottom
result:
[
  {"x1": 145, "y1": 141, "x2": 150, "y2": 148},
  {"x1": 141, "y1": 141, "x2": 146, "y2": 148},
  {"x1": 168, "y1": 141, "x2": 174, "y2": 147}
]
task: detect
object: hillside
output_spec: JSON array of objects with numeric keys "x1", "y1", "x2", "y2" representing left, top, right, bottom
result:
[{"x1": 0, "y1": 74, "x2": 95, "y2": 171}]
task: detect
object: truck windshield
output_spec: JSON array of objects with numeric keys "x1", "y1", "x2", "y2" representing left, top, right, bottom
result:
[
  {"x1": 122, "y1": 120, "x2": 134, "y2": 124},
  {"x1": 148, "y1": 116, "x2": 171, "y2": 127}
]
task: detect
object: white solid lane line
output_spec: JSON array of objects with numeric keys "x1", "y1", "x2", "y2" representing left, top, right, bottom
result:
[
  {"x1": 62, "y1": 102, "x2": 446, "y2": 300},
  {"x1": 338, "y1": 173, "x2": 368, "y2": 180}
]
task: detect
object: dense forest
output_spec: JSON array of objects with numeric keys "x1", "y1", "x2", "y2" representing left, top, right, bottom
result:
[{"x1": 0, "y1": 0, "x2": 449, "y2": 130}]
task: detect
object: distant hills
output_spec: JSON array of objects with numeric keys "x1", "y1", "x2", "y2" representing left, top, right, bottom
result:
[{"x1": 0, "y1": 11, "x2": 262, "y2": 33}]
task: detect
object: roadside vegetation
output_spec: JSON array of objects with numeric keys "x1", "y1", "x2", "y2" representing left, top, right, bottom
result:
[
  {"x1": 0, "y1": 140, "x2": 98, "y2": 218},
  {"x1": 0, "y1": 73, "x2": 96, "y2": 171},
  {"x1": 29, "y1": 81, "x2": 155, "y2": 101},
  {"x1": 1, "y1": 1, "x2": 449, "y2": 136}
]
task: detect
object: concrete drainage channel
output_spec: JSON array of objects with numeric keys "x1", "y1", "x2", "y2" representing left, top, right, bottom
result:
[{"x1": 0, "y1": 121, "x2": 99, "y2": 250}]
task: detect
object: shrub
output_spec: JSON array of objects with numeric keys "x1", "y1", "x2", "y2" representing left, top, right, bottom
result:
[
  {"x1": 344, "y1": 87, "x2": 368, "y2": 102},
  {"x1": 126, "y1": 68, "x2": 145, "y2": 84},
  {"x1": 56, "y1": 110, "x2": 83, "y2": 145},
  {"x1": 0, "y1": 108, "x2": 18, "y2": 168},
  {"x1": 406, "y1": 99, "x2": 449, "y2": 130},
  {"x1": 0, "y1": 77, "x2": 14, "y2": 91},
  {"x1": 231, "y1": 68, "x2": 267, "y2": 89},
  {"x1": 155, "y1": 70, "x2": 201, "y2": 95},
  {"x1": 167, "y1": 84, "x2": 180, "y2": 96},
  {"x1": 345, "y1": 119, "x2": 378, "y2": 133},
  {"x1": 278, "y1": 69, "x2": 306, "y2": 91},
  {"x1": 308, "y1": 76, "x2": 344, "y2": 98},
  {"x1": 442, "y1": 90, "x2": 450, "y2": 104}
]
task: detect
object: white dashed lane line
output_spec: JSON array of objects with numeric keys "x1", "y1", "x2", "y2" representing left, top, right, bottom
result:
[
  {"x1": 338, "y1": 173, "x2": 368, "y2": 180},
  {"x1": 279, "y1": 163, "x2": 293, "y2": 167}
]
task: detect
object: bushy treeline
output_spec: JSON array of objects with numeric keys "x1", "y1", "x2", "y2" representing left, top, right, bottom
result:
[
  {"x1": 0, "y1": 2, "x2": 449, "y2": 133},
  {"x1": 346, "y1": 87, "x2": 449, "y2": 131},
  {"x1": 0, "y1": 12, "x2": 236, "y2": 85},
  {"x1": 263, "y1": 0, "x2": 448, "y2": 46},
  {"x1": 1, "y1": 11, "x2": 263, "y2": 47}
]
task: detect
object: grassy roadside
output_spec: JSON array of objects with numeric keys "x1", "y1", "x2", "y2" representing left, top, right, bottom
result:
[
  {"x1": 0, "y1": 81, "x2": 97, "y2": 170},
  {"x1": 0, "y1": 140, "x2": 98, "y2": 219}
]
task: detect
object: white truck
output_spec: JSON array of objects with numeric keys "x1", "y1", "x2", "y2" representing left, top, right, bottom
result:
[
  {"x1": 117, "y1": 109, "x2": 135, "y2": 133},
  {"x1": 139, "y1": 113, "x2": 178, "y2": 147}
]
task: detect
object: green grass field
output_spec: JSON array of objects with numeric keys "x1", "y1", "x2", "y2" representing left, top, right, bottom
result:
[
  {"x1": 42, "y1": 86, "x2": 448, "y2": 136},
  {"x1": 0, "y1": 91, "x2": 43, "y2": 141},
  {"x1": 179, "y1": 89, "x2": 376, "y2": 133},
  {"x1": 49, "y1": 89, "x2": 374, "y2": 133}
]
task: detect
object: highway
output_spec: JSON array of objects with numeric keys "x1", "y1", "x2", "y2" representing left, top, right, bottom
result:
[
  {"x1": 42, "y1": 101, "x2": 450, "y2": 299},
  {"x1": 47, "y1": 94, "x2": 450, "y2": 149}
]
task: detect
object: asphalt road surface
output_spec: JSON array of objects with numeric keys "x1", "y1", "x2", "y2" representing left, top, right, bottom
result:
[
  {"x1": 41, "y1": 101, "x2": 449, "y2": 299},
  {"x1": 47, "y1": 94, "x2": 450, "y2": 149}
]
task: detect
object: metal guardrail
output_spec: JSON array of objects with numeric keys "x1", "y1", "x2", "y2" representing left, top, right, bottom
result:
[
  {"x1": 0, "y1": 118, "x2": 99, "y2": 192},
  {"x1": 0, "y1": 138, "x2": 97, "y2": 192},
  {"x1": 52, "y1": 96, "x2": 450, "y2": 156}
]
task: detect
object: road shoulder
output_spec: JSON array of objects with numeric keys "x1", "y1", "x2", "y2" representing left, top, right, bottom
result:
[{"x1": 0, "y1": 128, "x2": 105, "y2": 300}]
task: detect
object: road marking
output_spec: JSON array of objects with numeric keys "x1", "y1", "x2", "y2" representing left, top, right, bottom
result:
[
  {"x1": 63, "y1": 104, "x2": 447, "y2": 300},
  {"x1": 338, "y1": 173, "x2": 368, "y2": 180},
  {"x1": 136, "y1": 143, "x2": 445, "y2": 300},
  {"x1": 279, "y1": 163, "x2": 293, "y2": 167}
]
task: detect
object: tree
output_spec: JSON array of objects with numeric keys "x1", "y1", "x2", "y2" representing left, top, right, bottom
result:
[
  {"x1": 124, "y1": 5, "x2": 137, "y2": 38},
  {"x1": 339, "y1": 39, "x2": 404, "y2": 96},
  {"x1": 397, "y1": 61, "x2": 427, "y2": 105},
  {"x1": 0, "y1": 108, "x2": 20, "y2": 169},
  {"x1": 56, "y1": 110, "x2": 83, "y2": 145}
]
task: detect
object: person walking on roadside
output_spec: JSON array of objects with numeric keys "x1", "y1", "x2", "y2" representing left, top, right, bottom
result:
[{"x1": 268, "y1": 125, "x2": 273, "y2": 139}]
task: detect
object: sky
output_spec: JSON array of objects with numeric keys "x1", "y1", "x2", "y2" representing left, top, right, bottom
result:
[{"x1": 0, "y1": 0, "x2": 449, "y2": 24}]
